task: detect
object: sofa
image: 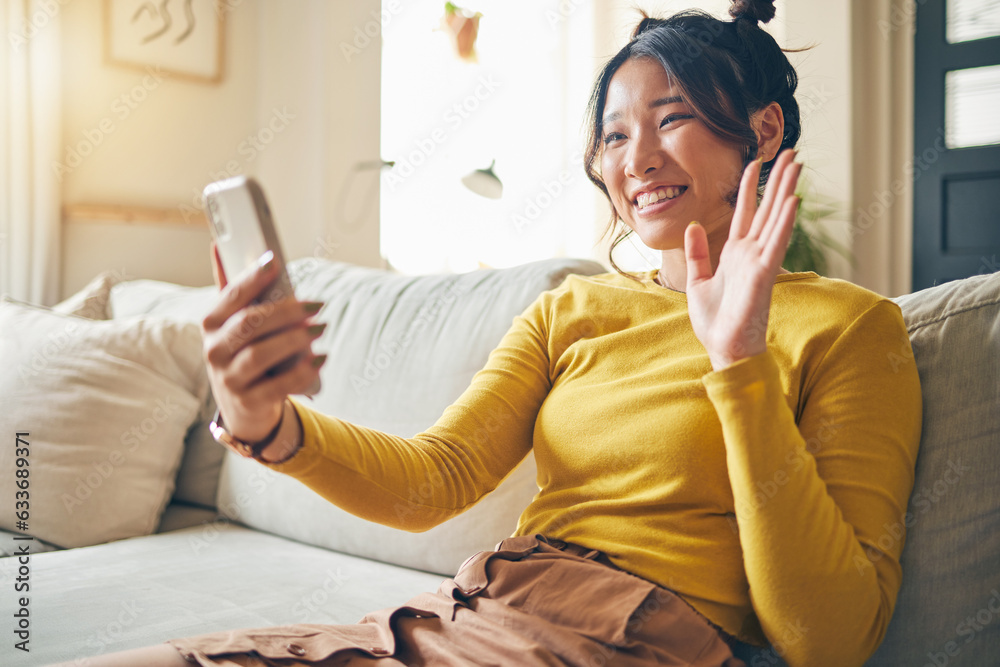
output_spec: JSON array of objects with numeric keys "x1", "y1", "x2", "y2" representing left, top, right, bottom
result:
[{"x1": 0, "y1": 256, "x2": 997, "y2": 667}]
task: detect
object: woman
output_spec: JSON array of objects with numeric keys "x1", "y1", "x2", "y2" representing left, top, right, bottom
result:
[{"x1": 72, "y1": 1, "x2": 921, "y2": 665}]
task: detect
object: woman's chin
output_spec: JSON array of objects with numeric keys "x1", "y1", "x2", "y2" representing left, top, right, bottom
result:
[{"x1": 630, "y1": 219, "x2": 687, "y2": 250}]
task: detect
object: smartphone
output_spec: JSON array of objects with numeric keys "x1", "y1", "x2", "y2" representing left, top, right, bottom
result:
[{"x1": 203, "y1": 176, "x2": 321, "y2": 395}]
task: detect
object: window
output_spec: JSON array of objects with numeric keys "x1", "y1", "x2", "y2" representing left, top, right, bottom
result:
[
  {"x1": 913, "y1": 0, "x2": 1000, "y2": 289},
  {"x1": 380, "y1": 0, "x2": 596, "y2": 274}
]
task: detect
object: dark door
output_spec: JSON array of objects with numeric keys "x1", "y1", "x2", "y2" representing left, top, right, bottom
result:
[{"x1": 913, "y1": 0, "x2": 1000, "y2": 290}]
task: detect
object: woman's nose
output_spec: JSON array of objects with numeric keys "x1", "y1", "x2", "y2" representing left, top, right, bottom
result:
[{"x1": 625, "y1": 131, "x2": 664, "y2": 177}]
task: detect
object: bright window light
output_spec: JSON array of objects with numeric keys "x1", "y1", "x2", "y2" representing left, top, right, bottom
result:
[{"x1": 380, "y1": 0, "x2": 596, "y2": 274}]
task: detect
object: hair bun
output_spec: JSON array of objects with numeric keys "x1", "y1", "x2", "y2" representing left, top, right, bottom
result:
[{"x1": 729, "y1": 0, "x2": 776, "y2": 24}]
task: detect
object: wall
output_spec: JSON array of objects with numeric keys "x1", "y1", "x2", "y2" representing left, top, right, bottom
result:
[
  {"x1": 60, "y1": 0, "x2": 258, "y2": 295},
  {"x1": 255, "y1": 0, "x2": 383, "y2": 271},
  {"x1": 850, "y1": 0, "x2": 914, "y2": 297},
  {"x1": 781, "y1": 0, "x2": 855, "y2": 282},
  {"x1": 59, "y1": 0, "x2": 384, "y2": 298}
]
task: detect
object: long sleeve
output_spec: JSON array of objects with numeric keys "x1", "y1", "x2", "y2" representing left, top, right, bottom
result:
[
  {"x1": 260, "y1": 293, "x2": 555, "y2": 532},
  {"x1": 701, "y1": 300, "x2": 922, "y2": 666}
]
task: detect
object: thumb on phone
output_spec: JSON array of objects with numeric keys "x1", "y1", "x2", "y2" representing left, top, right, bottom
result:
[{"x1": 210, "y1": 242, "x2": 228, "y2": 290}]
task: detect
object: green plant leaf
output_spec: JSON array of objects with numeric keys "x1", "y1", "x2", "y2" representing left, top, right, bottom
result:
[{"x1": 781, "y1": 177, "x2": 855, "y2": 274}]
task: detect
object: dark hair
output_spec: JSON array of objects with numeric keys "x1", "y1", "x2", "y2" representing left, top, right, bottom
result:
[{"x1": 584, "y1": 0, "x2": 802, "y2": 281}]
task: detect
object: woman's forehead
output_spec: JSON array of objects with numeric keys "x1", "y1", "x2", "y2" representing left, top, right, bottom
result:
[{"x1": 603, "y1": 58, "x2": 681, "y2": 122}]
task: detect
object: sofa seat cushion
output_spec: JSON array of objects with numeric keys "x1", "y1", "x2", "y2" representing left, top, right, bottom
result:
[
  {"x1": 0, "y1": 529, "x2": 60, "y2": 557},
  {"x1": 0, "y1": 524, "x2": 445, "y2": 665}
]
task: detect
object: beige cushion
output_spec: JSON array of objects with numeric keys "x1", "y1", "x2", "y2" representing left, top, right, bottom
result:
[
  {"x1": 172, "y1": 394, "x2": 225, "y2": 509},
  {"x1": 52, "y1": 270, "x2": 124, "y2": 319},
  {"x1": 0, "y1": 299, "x2": 208, "y2": 548},
  {"x1": 217, "y1": 257, "x2": 607, "y2": 575},
  {"x1": 109, "y1": 280, "x2": 224, "y2": 509}
]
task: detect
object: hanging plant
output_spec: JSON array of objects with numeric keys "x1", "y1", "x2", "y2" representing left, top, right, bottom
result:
[{"x1": 442, "y1": 2, "x2": 483, "y2": 62}]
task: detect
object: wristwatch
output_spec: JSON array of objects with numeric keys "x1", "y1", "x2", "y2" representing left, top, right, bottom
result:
[{"x1": 209, "y1": 406, "x2": 285, "y2": 462}]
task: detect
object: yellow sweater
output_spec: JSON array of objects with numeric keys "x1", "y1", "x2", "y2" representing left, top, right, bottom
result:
[{"x1": 269, "y1": 269, "x2": 922, "y2": 667}]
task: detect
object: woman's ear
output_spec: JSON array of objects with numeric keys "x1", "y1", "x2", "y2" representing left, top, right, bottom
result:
[{"x1": 753, "y1": 102, "x2": 785, "y2": 162}]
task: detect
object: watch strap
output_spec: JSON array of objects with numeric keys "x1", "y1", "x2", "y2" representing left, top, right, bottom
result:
[{"x1": 209, "y1": 406, "x2": 285, "y2": 461}]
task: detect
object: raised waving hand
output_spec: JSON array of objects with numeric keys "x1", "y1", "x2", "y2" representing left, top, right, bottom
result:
[{"x1": 684, "y1": 148, "x2": 802, "y2": 371}]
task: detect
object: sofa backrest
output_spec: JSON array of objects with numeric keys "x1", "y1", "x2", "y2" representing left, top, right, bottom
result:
[
  {"x1": 735, "y1": 271, "x2": 1000, "y2": 665},
  {"x1": 865, "y1": 271, "x2": 1000, "y2": 665},
  {"x1": 214, "y1": 257, "x2": 607, "y2": 576}
]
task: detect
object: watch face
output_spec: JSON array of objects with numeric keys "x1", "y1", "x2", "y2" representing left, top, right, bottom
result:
[{"x1": 209, "y1": 411, "x2": 254, "y2": 458}]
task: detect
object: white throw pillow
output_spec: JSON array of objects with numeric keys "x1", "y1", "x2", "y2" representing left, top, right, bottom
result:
[{"x1": 0, "y1": 298, "x2": 208, "y2": 548}]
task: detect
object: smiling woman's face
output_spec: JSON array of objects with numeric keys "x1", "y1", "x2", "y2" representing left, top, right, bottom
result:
[{"x1": 600, "y1": 57, "x2": 746, "y2": 252}]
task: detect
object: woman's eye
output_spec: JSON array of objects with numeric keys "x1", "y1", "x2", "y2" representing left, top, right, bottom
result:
[
  {"x1": 603, "y1": 114, "x2": 693, "y2": 145},
  {"x1": 661, "y1": 114, "x2": 693, "y2": 128}
]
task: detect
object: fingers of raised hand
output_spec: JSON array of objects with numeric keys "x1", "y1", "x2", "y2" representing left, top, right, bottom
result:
[
  {"x1": 748, "y1": 148, "x2": 798, "y2": 240},
  {"x1": 757, "y1": 160, "x2": 802, "y2": 249},
  {"x1": 760, "y1": 194, "x2": 800, "y2": 269},
  {"x1": 729, "y1": 157, "x2": 763, "y2": 241},
  {"x1": 684, "y1": 221, "x2": 713, "y2": 285}
]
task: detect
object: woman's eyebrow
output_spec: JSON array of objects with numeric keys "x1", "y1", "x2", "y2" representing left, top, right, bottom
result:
[{"x1": 602, "y1": 96, "x2": 685, "y2": 125}]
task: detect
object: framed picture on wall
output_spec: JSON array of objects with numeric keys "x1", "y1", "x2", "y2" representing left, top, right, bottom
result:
[{"x1": 104, "y1": 0, "x2": 226, "y2": 84}]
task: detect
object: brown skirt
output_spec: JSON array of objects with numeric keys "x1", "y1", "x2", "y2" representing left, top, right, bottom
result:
[{"x1": 167, "y1": 535, "x2": 745, "y2": 667}]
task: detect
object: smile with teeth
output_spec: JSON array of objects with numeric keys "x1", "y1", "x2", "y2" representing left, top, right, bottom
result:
[{"x1": 635, "y1": 186, "x2": 687, "y2": 210}]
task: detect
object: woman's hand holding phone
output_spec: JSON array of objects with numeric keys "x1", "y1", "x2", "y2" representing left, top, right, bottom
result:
[{"x1": 201, "y1": 243, "x2": 327, "y2": 460}]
